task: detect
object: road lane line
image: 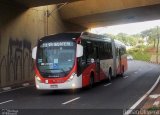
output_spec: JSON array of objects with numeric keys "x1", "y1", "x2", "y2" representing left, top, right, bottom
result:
[
  {"x1": 0, "y1": 85, "x2": 34, "y2": 94},
  {"x1": 104, "y1": 83, "x2": 112, "y2": 86},
  {"x1": 2, "y1": 87, "x2": 11, "y2": 91},
  {"x1": 62, "y1": 97, "x2": 80, "y2": 105},
  {"x1": 134, "y1": 72, "x2": 138, "y2": 74},
  {"x1": 0, "y1": 100, "x2": 13, "y2": 105},
  {"x1": 123, "y1": 76, "x2": 129, "y2": 79},
  {"x1": 124, "y1": 75, "x2": 160, "y2": 115},
  {"x1": 22, "y1": 83, "x2": 30, "y2": 87}
]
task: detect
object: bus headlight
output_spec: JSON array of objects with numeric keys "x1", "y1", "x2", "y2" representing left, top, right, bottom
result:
[
  {"x1": 67, "y1": 72, "x2": 76, "y2": 82},
  {"x1": 72, "y1": 83, "x2": 76, "y2": 88},
  {"x1": 36, "y1": 76, "x2": 42, "y2": 83}
]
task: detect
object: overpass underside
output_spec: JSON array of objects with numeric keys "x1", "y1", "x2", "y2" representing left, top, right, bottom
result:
[
  {"x1": 0, "y1": 0, "x2": 160, "y2": 88},
  {"x1": 63, "y1": 4, "x2": 160, "y2": 28},
  {"x1": 59, "y1": 0, "x2": 160, "y2": 28}
]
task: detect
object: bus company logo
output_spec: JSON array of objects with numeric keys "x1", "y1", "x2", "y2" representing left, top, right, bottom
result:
[
  {"x1": 57, "y1": 80, "x2": 64, "y2": 83},
  {"x1": 52, "y1": 79, "x2": 56, "y2": 82},
  {"x1": 52, "y1": 79, "x2": 64, "y2": 83}
]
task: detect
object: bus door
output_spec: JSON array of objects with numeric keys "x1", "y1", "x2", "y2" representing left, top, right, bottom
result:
[{"x1": 95, "y1": 46, "x2": 100, "y2": 81}]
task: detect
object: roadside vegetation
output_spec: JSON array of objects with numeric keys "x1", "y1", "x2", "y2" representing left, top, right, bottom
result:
[
  {"x1": 148, "y1": 106, "x2": 160, "y2": 112},
  {"x1": 127, "y1": 46, "x2": 151, "y2": 61},
  {"x1": 104, "y1": 26, "x2": 160, "y2": 62}
]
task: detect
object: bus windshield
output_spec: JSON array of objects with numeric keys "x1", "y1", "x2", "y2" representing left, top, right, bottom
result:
[{"x1": 37, "y1": 41, "x2": 76, "y2": 78}]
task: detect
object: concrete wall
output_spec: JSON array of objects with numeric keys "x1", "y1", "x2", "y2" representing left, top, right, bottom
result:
[{"x1": 0, "y1": 2, "x2": 66, "y2": 87}]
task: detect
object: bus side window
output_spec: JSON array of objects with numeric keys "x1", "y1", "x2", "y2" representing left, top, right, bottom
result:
[
  {"x1": 77, "y1": 40, "x2": 87, "y2": 76},
  {"x1": 120, "y1": 47, "x2": 125, "y2": 55},
  {"x1": 116, "y1": 47, "x2": 119, "y2": 57},
  {"x1": 81, "y1": 40, "x2": 87, "y2": 64},
  {"x1": 100, "y1": 43, "x2": 103, "y2": 60},
  {"x1": 86, "y1": 41, "x2": 94, "y2": 63},
  {"x1": 109, "y1": 43, "x2": 112, "y2": 58}
]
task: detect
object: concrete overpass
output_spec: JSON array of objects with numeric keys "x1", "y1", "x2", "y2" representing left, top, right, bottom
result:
[
  {"x1": 59, "y1": 0, "x2": 160, "y2": 28},
  {"x1": 1, "y1": 0, "x2": 81, "y2": 7},
  {"x1": 0, "y1": 0, "x2": 160, "y2": 88}
]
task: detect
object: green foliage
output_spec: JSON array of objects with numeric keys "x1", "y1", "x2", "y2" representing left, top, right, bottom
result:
[
  {"x1": 148, "y1": 106, "x2": 160, "y2": 111},
  {"x1": 141, "y1": 26, "x2": 160, "y2": 47},
  {"x1": 105, "y1": 33, "x2": 140, "y2": 46},
  {"x1": 104, "y1": 26, "x2": 160, "y2": 62},
  {"x1": 127, "y1": 46, "x2": 151, "y2": 61},
  {"x1": 104, "y1": 26, "x2": 160, "y2": 47}
]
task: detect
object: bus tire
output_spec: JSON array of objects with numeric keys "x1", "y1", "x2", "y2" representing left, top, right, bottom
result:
[
  {"x1": 108, "y1": 68, "x2": 112, "y2": 82},
  {"x1": 89, "y1": 73, "x2": 94, "y2": 88},
  {"x1": 120, "y1": 66, "x2": 124, "y2": 77}
]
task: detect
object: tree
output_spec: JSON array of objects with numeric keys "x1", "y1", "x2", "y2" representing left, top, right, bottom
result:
[{"x1": 141, "y1": 27, "x2": 160, "y2": 47}]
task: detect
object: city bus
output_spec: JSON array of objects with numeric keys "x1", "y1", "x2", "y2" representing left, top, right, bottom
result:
[{"x1": 32, "y1": 32, "x2": 127, "y2": 90}]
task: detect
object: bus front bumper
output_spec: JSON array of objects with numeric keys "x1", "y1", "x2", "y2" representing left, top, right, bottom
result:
[{"x1": 35, "y1": 75, "x2": 82, "y2": 90}]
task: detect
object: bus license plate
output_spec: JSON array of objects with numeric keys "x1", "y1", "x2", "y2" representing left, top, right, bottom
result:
[{"x1": 50, "y1": 85, "x2": 58, "y2": 88}]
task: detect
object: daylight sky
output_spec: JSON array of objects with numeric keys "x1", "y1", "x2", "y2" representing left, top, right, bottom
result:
[{"x1": 90, "y1": 19, "x2": 160, "y2": 35}]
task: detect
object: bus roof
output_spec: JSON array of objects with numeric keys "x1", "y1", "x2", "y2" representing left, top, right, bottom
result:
[
  {"x1": 81, "y1": 32, "x2": 112, "y2": 42},
  {"x1": 39, "y1": 32, "x2": 82, "y2": 41},
  {"x1": 114, "y1": 39, "x2": 126, "y2": 48},
  {"x1": 39, "y1": 32, "x2": 126, "y2": 47},
  {"x1": 39, "y1": 32, "x2": 112, "y2": 42}
]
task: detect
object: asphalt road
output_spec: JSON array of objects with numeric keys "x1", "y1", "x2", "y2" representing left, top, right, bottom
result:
[{"x1": 0, "y1": 60, "x2": 160, "y2": 115}]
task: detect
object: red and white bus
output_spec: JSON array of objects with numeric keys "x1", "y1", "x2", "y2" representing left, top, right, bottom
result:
[{"x1": 32, "y1": 32, "x2": 127, "y2": 90}]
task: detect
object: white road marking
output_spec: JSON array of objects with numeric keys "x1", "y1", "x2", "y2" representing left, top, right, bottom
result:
[
  {"x1": 153, "y1": 101, "x2": 160, "y2": 106},
  {"x1": 2, "y1": 87, "x2": 11, "y2": 91},
  {"x1": 134, "y1": 72, "x2": 138, "y2": 74},
  {"x1": 104, "y1": 83, "x2": 112, "y2": 86},
  {"x1": 0, "y1": 100, "x2": 13, "y2": 105},
  {"x1": 22, "y1": 83, "x2": 30, "y2": 87},
  {"x1": 0, "y1": 85, "x2": 34, "y2": 94},
  {"x1": 124, "y1": 75, "x2": 160, "y2": 115},
  {"x1": 149, "y1": 94, "x2": 160, "y2": 99},
  {"x1": 123, "y1": 76, "x2": 129, "y2": 79},
  {"x1": 62, "y1": 97, "x2": 80, "y2": 105}
]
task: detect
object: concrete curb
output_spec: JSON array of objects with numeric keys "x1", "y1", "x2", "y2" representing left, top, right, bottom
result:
[
  {"x1": 130, "y1": 60, "x2": 160, "y2": 65},
  {"x1": 147, "y1": 61, "x2": 160, "y2": 65},
  {"x1": 0, "y1": 81, "x2": 34, "y2": 93},
  {"x1": 124, "y1": 75, "x2": 160, "y2": 115}
]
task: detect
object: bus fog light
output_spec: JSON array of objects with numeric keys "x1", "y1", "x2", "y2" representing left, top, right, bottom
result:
[
  {"x1": 36, "y1": 84, "x2": 40, "y2": 88},
  {"x1": 45, "y1": 80, "x2": 48, "y2": 84},
  {"x1": 72, "y1": 83, "x2": 76, "y2": 88}
]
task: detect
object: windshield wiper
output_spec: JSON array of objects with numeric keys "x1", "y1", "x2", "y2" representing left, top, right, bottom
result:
[
  {"x1": 59, "y1": 68, "x2": 67, "y2": 75},
  {"x1": 41, "y1": 72, "x2": 52, "y2": 76},
  {"x1": 46, "y1": 68, "x2": 67, "y2": 75}
]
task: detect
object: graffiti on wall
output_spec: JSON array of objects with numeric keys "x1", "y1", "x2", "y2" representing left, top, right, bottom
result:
[{"x1": 0, "y1": 37, "x2": 34, "y2": 86}]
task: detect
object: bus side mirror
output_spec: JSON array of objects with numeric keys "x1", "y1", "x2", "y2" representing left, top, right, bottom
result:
[
  {"x1": 32, "y1": 46, "x2": 37, "y2": 60},
  {"x1": 76, "y1": 44, "x2": 83, "y2": 57}
]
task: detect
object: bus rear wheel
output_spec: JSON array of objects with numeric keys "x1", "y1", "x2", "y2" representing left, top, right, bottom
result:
[
  {"x1": 120, "y1": 66, "x2": 124, "y2": 77},
  {"x1": 107, "y1": 68, "x2": 112, "y2": 82},
  {"x1": 89, "y1": 74, "x2": 94, "y2": 88}
]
